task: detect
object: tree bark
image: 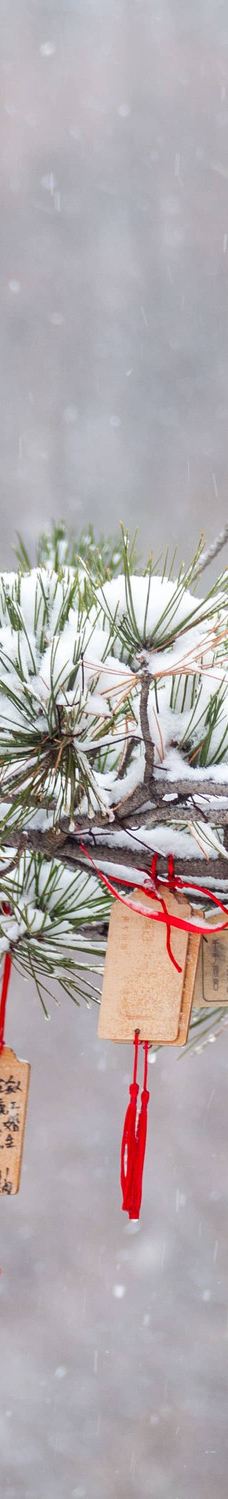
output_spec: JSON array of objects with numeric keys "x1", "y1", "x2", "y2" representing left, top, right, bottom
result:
[{"x1": 1, "y1": 823, "x2": 227, "y2": 884}]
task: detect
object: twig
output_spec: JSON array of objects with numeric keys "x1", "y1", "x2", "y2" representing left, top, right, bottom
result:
[
  {"x1": 117, "y1": 735, "x2": 138, "y2": 781},
  {"x1": 193, "y1": 522, "x2": 228, "y2": 579},
  {"x1": 119, "y1": 772, "x2": 228, "y2": 805},
  {"x1": 113, "y1": 670, "x2": 155, "y2": 818},
  {"x1": 150, "y1": 773, "x2": 228, "y2": 799},
  {"x1": 139, "y1": 671, "x2": 154, "y2": 783},
  {"x1": 115, "y1": 802, "x2": 228, "y2": 828}
]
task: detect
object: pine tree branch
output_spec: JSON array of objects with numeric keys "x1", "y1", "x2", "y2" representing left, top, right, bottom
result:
[
  {"x1": 0, "y1": 769, "x2": 227, "y2": 826},
  {"x1": 149, "y1": 774, "x2": 228, "y2": 799},
  {"x1": 114, "y1": 802, "x2": 228, "y2": 827},
  {"x1": 69, "y1": 842, "x2": 228, "y2": 883},
  {"x1": 114, "y1": 773, "x2": 228, "y2": 813},
  {"x1": 0, "y1": 824, "x2": 227, "y2": 885}
]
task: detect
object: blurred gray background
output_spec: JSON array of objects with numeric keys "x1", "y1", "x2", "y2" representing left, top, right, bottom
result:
[{"x1": 0, "y1": 2, "x2": 228, "y2": 1496}]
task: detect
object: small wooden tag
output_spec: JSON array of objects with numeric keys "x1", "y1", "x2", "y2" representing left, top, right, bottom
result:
[
  {"x1": 203, "y1": 930, "x2": 228, "y2": 1004},
  {"x1": 0, "y1": 1048, "x2": 30, "y2": 1195},
  {"x1": 98, "y1": 887, "x2": 195, "y2": 1043},
  {"x1": 176, "y1": 930, "x2": 201, "y2": 1044},
  {"x1": 192, "y1": 943, "x2": 203, "y2": 1008},
  {"x1": 193, "y1": 928, "x2": 228, "y2": 1008}
]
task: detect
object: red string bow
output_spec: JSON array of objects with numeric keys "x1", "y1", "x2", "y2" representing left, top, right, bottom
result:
[{"x1": 79, "y1": 841, "x2": 228, "y2": 973}]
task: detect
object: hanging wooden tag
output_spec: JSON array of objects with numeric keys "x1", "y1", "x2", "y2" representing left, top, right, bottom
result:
[
  {"x1": 193, "y1": 928, "x2": 228, "y2": 1008},
  {"x1": 176, "y1": 929, "x2": 201, "y2": 1044},
  {"x1": 98, "y1": 887, "x2": 197, "y2": 1043},
  {"x1": 0, "y1": 1048, "x2": 30, "y2": 1195}
]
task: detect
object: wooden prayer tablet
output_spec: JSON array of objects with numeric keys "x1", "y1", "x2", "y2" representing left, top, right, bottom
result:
[
  {"x1": 98, "y1": 887, "x2": 195, "y2": 1044},
  {"x1": 0, "y1": 1048, "x2": 30, "y2": 1195},
  {"x1": 176, "y1": 931, "x2": 200, "y2": 1044},
  {"x1": 192, "y1": 943, "x2": 203, "y2": 1009},
  {"x1": 193, "y1": 928, "x2": 228, "y2": 1008}
]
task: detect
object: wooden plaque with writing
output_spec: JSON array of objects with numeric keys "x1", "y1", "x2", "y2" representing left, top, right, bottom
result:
[
  {"x1": 193, "y1": 928, "x2": 228, "y2": 1008},
  {"x1": 0, "y1": 1048, "x2": 30, "y2": 1195},
  {"x1": 98, "y1": 887, "x2": 197, "y2": 1043},
  {"x1": 177, "y1": 930, "x2": 201, "y2": 1044}
]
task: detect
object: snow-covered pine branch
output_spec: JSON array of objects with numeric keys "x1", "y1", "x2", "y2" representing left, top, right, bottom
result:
[{"x1": 0, "y1": 522, "x2": 227, "y2": 1033}]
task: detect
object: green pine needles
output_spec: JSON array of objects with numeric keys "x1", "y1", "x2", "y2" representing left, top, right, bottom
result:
[{"x1": 0, "y1": 520, "x2": 227, "y2": 1048}]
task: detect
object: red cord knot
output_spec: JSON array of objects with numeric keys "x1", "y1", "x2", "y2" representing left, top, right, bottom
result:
[
  {"x1": 79, "y1": 841, "x2": 228, "y2": 946},
  {"x1": 129, "y1": 1082, "x2": 139, "y2": 1102}
]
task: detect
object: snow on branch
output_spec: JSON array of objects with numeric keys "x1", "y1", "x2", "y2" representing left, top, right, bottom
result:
[
  {"x1": 193, "y1": 520, "x2": 228, "y2": 579},
  {"x1": 0, "y1": 523, "x2": 227, "y2": 1009}
]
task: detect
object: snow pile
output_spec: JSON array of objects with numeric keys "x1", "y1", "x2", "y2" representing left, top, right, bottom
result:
[{"x1": 97, "y1": 573, "x2": 206, "y2": 640}]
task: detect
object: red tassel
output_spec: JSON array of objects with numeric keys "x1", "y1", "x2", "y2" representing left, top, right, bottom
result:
[
  {"x1": 121, "y1": 1032, "x2": 150, "y2": 1221},
  {"x1": 120, "y1": 1030, "x2": 139, "y2": 1214}
]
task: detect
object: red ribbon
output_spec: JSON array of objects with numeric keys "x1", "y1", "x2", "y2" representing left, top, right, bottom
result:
[
  {"x1": 0, "y1": 906, "x2": 12, "y2": 1053},
  {"x1": 0, "y1": 953, "x2": 12, "y2": 1053},
  {"x1": 80, "y1": 842, "x2": 228, "y2": 1220},
  {"x1": 121, "y1": 1031, "x2": 150, "y2": 1220},
  {"x1": 79, "y1": 841, "x2": 228, "y2": 971}
]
